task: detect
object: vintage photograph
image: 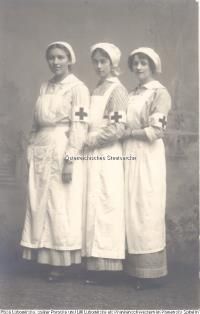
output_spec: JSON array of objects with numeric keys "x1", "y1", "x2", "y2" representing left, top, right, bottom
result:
[{"x1": 0, "y1": 0, "x2": 198, "y2": 309}]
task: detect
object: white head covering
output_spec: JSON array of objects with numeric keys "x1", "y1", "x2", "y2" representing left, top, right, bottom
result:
[
  {"x1": 128, "y1": 47, "x2": 161, "y2": 73},
  {"x1": 90, "y1": 42, "x2": 121, "y2": 68},
  {"x1": 46, "y1": 41, "x2": 76, "y2": 64}
]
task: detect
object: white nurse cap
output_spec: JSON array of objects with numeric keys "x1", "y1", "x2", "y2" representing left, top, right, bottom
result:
[
  {"x1": 128, "y1": 47, "x2": 161, "y2": 73},
  {"x1": 90, "y1": 42, "x2": 121, "y2": 68},
  {"x1": 46, "y1": 41, "x2": 76, "y2": 64}
]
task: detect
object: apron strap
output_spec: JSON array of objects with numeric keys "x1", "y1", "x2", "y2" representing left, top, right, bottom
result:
[{"x1": 103, "y1": 82, "x2": 121, "y2": 118}]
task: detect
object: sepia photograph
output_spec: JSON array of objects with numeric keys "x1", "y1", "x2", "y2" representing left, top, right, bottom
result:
[{"x1": 0, "y1": 0, "x2": 198, "y2": 309}]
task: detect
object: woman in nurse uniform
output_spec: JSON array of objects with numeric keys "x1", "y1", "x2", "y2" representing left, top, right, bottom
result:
[
  {"x1": 123, "y1": 47, "x2": 171, "y2": 289},
  {"x1": 83, "y1": 43, "x2": 128, "y2": 284},
  {"x1": 21, "y1": 41, "x2": 90, "y2": 282}
]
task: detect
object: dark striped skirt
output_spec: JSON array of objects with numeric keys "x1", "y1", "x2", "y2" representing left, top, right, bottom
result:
[{"x1": 124, "y1": 249, "x2": 167, "y2": 278}]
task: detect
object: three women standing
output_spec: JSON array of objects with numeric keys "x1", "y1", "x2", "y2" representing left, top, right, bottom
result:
[
  {"x1": 21, "y1": 42, "x2": 171, "y2": 288},
  {"x1": 21, "y1": 41, "x2": 90, "y2": 281}
]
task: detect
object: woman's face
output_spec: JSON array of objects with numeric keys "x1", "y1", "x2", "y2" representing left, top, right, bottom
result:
[
  {"x1": 92, "y1": 50, "x2": 112, "y2": 80},
  {"x1": 131, "y1": 54, "x2": 153, "y2": 84},
  {"x1": 47, "y1": 47, "x2": 70, "y2": 79}
]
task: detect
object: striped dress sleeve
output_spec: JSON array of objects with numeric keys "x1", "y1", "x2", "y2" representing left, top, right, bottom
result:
[
  {"x1": 65, "y1": 83, "x2": 90, "y2": 157},
  {"x1": 144, "y1": 88, "x2": 171, "y2": 142}
]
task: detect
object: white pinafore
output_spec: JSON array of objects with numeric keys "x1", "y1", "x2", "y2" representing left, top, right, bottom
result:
[
  {"x1": 125, "y1": 88, "x2": 166, "y2": 254},
  {"x1": 84, "y1": 82, "x2": 125, "y2": 259},
  {"x1": 21, "y1": 80, "x2": 84, "y2": 251}
]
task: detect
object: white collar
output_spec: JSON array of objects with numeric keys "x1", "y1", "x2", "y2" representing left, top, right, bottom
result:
[
  {"x1": 106, "y1": 76, "x2": 120, "y2": 84},
  {"x1": 97, "y1": 76, "x2": 120, "y2": 87},
  {"x1": 49, "y1": 73, "x2": 79, "y2": 85},
  {"x1": 141, "y1": 80, "x2": 164, "y2": 89}
]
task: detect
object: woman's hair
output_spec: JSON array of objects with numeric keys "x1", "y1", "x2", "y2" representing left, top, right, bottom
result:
[
  {"x1": 91, "y1": 48, "x2": 120, "y2": 76},
  {"x1": 46, "y1": 44, "x2": 72, "y2": 71},
  {"x1": 129, "y1": 52, "x2": 156, "y2": 74}
]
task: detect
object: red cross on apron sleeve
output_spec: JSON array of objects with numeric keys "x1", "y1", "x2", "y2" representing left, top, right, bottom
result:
[
  {"x1": 149, "y1": 112, "x2": 167, "y2": 129},
  {"x1": 108, "y1": 110, "x2": 126, "y2": 124},
  {"x1": 73, "y1": 106, "x2": 89, "y2": 122}
]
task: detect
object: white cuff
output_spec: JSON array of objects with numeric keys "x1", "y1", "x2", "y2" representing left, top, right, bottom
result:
[{"x1": 144, "y1": 127, "x2": 158, "y2": 142}]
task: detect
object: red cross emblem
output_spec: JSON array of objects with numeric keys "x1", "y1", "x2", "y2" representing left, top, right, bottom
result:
[
  {"x1": 159, "y1": 116, "x2": 167, "y2": 128},
  {"x1": 75, "y1": 107, "x2": 88, "y2": 121},
  {"x1": 110, "y1": 111, "x2": 122, "y2": 123}
]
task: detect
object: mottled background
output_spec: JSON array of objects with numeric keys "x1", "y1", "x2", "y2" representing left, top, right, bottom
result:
[{"x1": 0, "y1": 0, "x2": 198, "y2": 268}]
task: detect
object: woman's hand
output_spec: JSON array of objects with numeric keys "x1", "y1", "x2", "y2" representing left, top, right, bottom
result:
[
  {"x1": 62, "y1": 161, "x2": 73, "y2": 184},
  {"x1": 131, "y1": 129, "x2": 149, "y2": 141},
  {"x1": 83, "y1": 136, "x2": 94, "y2": 151},
  {"x1": 122, "y1": 127, "x2": 132, "y2": 139}
]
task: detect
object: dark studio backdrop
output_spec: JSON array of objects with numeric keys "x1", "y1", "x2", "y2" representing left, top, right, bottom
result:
[{"x1": 0, "y1": 0, "x2": 198, "y2": 269}]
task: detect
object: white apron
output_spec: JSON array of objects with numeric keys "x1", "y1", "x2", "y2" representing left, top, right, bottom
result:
[
  {"x1": 124, "y1": 89, "x2": 166, "y2": 254},
  {"x1": 21, "y1": 85, "x2": 84, "y2": 250},
  {"x1": 85, "y1": 83, "x2": 125, "y2": 259}
]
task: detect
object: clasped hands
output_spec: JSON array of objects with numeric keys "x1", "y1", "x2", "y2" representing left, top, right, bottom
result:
[
  {"x1": 83, "y1": 135, "x2": 96, "y2": 151},
  {"x1": 122, "y1": 127, "x2": 146, "y2": 141},
  {"x1": 122, "y1": 127, "x2": 141, "y2": 139}
]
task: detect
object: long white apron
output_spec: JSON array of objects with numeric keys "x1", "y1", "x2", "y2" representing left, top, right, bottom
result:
[
  {"x1": 125, "y1": 90, "x2": 166, "y2": 254},
  {"x1": 85, "y1": 84, "x2": 125, "y2": 259},
  {"x1": 21, "y1": 91, "x2": 84, "y2": 250}
]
